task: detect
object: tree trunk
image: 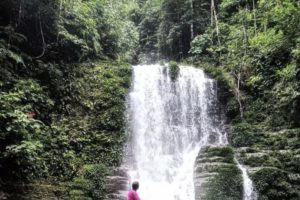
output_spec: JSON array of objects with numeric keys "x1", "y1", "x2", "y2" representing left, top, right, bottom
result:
[
  {"x1": 18, "y1": 0, "x2": 24, "y2": 26},
  {"x1": 211, "y1": 0, "x2": 221, "y2": 46},
  {"x1": 57, "y1": 0, "x2": 63, "y2": 41},
  {"x1": 214, "y1": 9, "x2": 221, "y2": 46},
  {"x1": 236, "y1": 72, "x2": 244, "y2": 119},
  {"x1": 252, "y1": 0, "x2": 257, "y2": 36},
  {"x1": 190, "y1": 0, "x2": 194, "y2": 40},
  {"x1": 235, "y1": 8, "x2": 249, "y2": 120},
  {"x1": 35, "y1": 13, "x2": 46, "y2": 59},
  {"x1": 211, "y1": 0, "x2": 214, "y2": 26}
]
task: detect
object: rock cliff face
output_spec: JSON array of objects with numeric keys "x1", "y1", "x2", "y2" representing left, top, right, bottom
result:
[
  {"x1": 194, "y1": 146, "x2": 243, "y2": 200},
  {"x1": 202, "y1": 63, "x2": 300, "y2": 200},
  {"x1": 104, "y1": 167, "x2": 130, "y2": 200},
  {"x1": 234, "y1": 128, "x2": 300, "y2": 200}
]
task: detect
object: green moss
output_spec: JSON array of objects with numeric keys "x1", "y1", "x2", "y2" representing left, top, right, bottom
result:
[
  {"x1": 69, "y1": 190, "x2": 91, "y2": 200},
  {"x1": 198, "y1": 146, "x2": 243, "y2": 200},
  {"x1": 225, "y1": 97, "x2": 240, "y2": 120},
  {"x1": 206, "y1": 165, "x2": 243, "y2": 200},
  {"x1": 197, "y1": 63, "x2": 235, "y2": 90},
  {"x1": 5, "y1": 180, "x2": 70, "y2": 200},
  {"x1": 1, "y1": 61, "x2": 132, "y2": 199},
  {"x1": 200, "y1": 146, "x2": 235, "y2": 163},
  {"x1": 252, "y1": 168, "x2": 300, "y2": 200},
  {"x1": 190, "y1": 1, "x2": 300, "y2": 199},
  {"x1": 230, "y1": 123, "x2": 264, "y2": 147},
  {"x1": 68, "y1": 164, "x2": 109, "y2": 200},
  {"x1": 200, "y1": 63, "x2": 300, "y2": 199},
  {"x1": 168, "y1": 61, "x2": 179, "y2": 81},
  {"x1": 241, "y1": 155, "x2": 282, "y2": 168}
]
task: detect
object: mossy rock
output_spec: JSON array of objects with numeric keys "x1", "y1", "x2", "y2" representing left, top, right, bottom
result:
[
  {"x1": 168, "y1": 61, "x2": 180, "y2": 81},
  {"x1": 7, "y1": 181, "x2": 70, "y2": 200},
  {"x1": 252, "y1": 167, "x2": 300, "y2": 200},
  {"x1": 68, "y1": 164, "x2": 109, "y2": 200},
  {"x1": 205, "y1": 165, "x2": 243, "y2": 200},
  {"x1": 230, "y1": 122, "x2": 264, "y2": 147},
  {"x1": 199, "y1": 146, "x2": 235, "y2": 163},
  {"x1": 225, "y1": 97, "x2": 240, "y2": 120},
  {"x1": 194, "y1": 146, "x2": 243, "y2": 200},
  {"x1": 238, "y1": 152, "x2": 282, "y2": 168},
  {"x1": 69, "y1": 190, "x2": 91, "y2": 200}
]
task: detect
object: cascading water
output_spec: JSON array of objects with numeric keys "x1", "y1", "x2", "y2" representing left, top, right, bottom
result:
[
  {"x1": 125, "y1": 64, "x2": 257, "y2": 200},
  {"x1": 237, "y1": 161, "x2": 258, "y2": 200}
]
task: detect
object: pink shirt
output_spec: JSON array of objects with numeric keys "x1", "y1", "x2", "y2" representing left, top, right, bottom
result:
[{"x1": 128, "y1": 189, "x2": 140, "y2": 200}]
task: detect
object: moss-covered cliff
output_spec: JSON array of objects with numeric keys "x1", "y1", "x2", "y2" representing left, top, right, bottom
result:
[
  {"x1": 187, "y1": 1, "x2": 300, "y2": 199},
  {"x1": 195, "y1": 64, "x2": 300, "y2": 199},
  {"x1": 0, "y1": 0, "x2": 138, "y2": 199},
  {"x1": 194, "y1": 146, "x2": 243, "y2": 200},
  {"x1": 0, "y1": 61, "x2": 132, "y2": 199}
]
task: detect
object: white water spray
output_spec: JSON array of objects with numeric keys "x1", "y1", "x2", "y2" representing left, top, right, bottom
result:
[
  {"x1": 237, "y1": 161, "x2": 258, "y2": 200},
  {"x1": 126, "y1": 64, "x2": 257, "y2": 200}
]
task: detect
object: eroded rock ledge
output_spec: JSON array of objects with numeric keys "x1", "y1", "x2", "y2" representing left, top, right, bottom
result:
[
  {"x1": 104, "y1": 167, "x2": 129, "y2": 200},
  {"x1": 194, "y1": 145, "x2": 243, "y2": 200}
]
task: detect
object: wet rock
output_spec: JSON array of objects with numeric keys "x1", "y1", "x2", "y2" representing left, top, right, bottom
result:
[
  {"x1": 234, "y1": 128, "x2": 300, "y2": 199},
  {"x1": 194, "y1": 145, "x2": 243, "y2": 200},
  {"x1": 251, "y1": 167, "x2": 300, "y2": 200},
  {"x1": 104, "y1": 167, "x2": 130, "y2": 200}
]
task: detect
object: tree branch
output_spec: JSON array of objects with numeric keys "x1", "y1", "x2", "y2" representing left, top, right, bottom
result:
[{"x1": 34, "y1": 13, "x2": 46, "y2": 59}]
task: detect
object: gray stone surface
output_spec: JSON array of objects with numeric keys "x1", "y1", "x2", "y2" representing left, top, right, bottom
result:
[
  {"x1": 194, "y1": 145, "x2": 243, "y2": 200},
  {"x1": 104, "y1": 167, "x2": 130, "y2": 200}
]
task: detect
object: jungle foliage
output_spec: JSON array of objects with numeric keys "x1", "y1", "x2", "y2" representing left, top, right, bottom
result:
[
  {"x1": 187, "y1": 0, "x2": 300, "y2": 199},
  {"x1": 136, "y1": 0, "x2": 300, "y2": 198},
  {"x1": 135, "y1": 0, "x2": 212, "y2": 61},
  {"x1": 0, "y1": 0, "x2": 136, "y2": 198},
  {"x1": 1, "y1": 0, "x2": 300, "y2": 199}
]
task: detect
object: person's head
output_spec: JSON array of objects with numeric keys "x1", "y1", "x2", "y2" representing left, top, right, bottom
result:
[{"x1": 132, "y1": 181, "x2": 139, "y2": 191}]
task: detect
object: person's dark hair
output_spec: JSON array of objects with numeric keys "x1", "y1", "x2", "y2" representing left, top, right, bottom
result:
[{"x1": 132, "y1": 181, "x2": 139, "y2": 190}]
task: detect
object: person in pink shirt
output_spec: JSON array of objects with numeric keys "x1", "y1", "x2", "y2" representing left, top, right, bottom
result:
[{"x1": 127, "y1": 181, "x2": 141, "y2": 200}]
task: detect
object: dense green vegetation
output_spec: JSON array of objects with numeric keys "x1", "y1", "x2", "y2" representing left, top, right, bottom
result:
[
  {"x1": 188, "y1": 1, "x2": 300, "y2": 199},
  {"x1": 136, "y1": 0, "x2": 300, "y2": 199},
  {"x1": 136, "y1": 0, "x2": 211, "y2": 61},
  {"x1": 1, "y1": 0, "x2": 300, "y2": 199},
  {"x1": 0, "y1": 60, "x2": 132, "y2": 199},
  {"x1": 195, "y1": 146, "x2": 243, "y2": 200},
  {"x1": 0, "y1": 0, "x2": 136, "y2": 199},
  {"x1": 168, "y1": 61, "x2": 180, "y2": 81}
]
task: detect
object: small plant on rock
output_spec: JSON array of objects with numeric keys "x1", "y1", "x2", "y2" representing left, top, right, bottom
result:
[{"x1": 168, "y1": 61, "x2": 179, "y2": 81}]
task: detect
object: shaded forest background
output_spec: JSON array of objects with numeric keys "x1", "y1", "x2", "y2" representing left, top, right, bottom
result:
[{"x1": 0, "y1": 0, "x2": 300, "y2": 199}]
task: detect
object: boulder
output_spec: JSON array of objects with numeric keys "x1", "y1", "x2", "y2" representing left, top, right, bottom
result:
[
  {"x1": 194, "y1": 145, "x2": 243, "y2": 200},
  {"x1": 104, "y1": 167, "x2": 130, "y2": 200}
]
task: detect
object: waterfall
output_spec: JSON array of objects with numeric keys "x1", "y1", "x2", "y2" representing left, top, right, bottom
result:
[
  {"x1": 126, "y1": 64, "x2": 256, "y2": 200},
  {"x1": 237, "y1": 161, "x2": 258, "y2": 200}
]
